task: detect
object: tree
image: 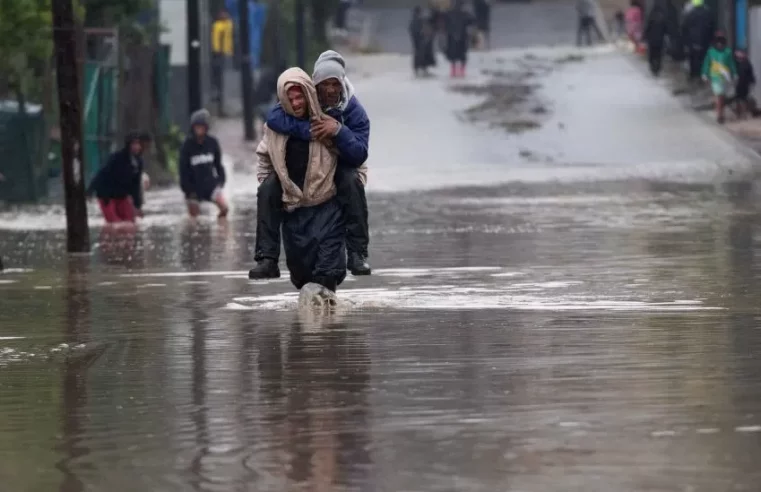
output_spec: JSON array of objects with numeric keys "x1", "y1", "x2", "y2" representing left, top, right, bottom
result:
[{"x1": 0, "y1": 0, "x2": 53, "y2": 104}]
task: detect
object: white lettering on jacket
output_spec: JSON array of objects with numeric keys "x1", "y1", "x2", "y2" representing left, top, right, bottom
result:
[{"x1": 190, "y1": 153, "x2": 214, "y2": 166}]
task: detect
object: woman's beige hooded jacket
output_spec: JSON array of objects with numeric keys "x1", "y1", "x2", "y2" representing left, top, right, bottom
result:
[{"x1": 256, "y1": 67, "x2": 339, "y2": 212}]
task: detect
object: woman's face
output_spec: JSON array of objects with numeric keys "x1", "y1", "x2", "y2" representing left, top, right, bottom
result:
[{"x1": 287, "y1": 86, "x2": 307, "y2": 118}]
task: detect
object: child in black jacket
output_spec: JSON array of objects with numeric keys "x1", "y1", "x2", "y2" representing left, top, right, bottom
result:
[{"x1": 179, "y1": 109, "x2": 229, "y2": 218}]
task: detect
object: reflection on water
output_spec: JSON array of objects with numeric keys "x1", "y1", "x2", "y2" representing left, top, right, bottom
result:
[
  {"x1": 3, "y1": 182, "x2": 761, "y2": 490},
  {"x1": 57, "y1": 258, "x2": 91, "y2": 492}
]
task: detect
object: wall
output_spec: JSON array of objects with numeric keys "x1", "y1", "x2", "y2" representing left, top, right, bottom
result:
[
  {"x1": 750, "y1": 6, "x2": 761, "y2": 104},
  {"x1": 160, "y1": 0, "x2": 216, "y2": 127},
  {"x1": 160, "y1": 0, "x2": 187, "y2": 66}
]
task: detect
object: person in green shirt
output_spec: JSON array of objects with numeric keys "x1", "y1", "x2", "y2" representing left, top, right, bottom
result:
[{"x1": 701, "y1": 31, "x2": 737, "y2": 124}]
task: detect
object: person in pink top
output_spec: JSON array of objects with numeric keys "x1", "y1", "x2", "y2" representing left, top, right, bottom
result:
[{"x1": 625, "y1": 0, "x2": 644, "y2": 51}]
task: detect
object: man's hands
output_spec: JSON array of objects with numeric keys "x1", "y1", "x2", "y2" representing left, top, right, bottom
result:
[{"x1": 310, "y1": 116, "x2": 341, "y2": 142}]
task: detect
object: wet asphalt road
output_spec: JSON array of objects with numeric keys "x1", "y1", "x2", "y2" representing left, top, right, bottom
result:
[
  {"x1": 368, "y1": 1, "x2": 579, "y2": 54},
  {"x1": 4, "y1": 2, "x2": 761, "y2": 491}
]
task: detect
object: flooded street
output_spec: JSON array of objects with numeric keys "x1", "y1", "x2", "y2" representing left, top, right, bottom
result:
[{"x1": 4, "y1": 3, "x2": 761, "y2": 492}]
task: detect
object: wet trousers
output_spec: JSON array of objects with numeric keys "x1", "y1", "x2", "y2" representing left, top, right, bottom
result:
[
  {"x1": 283, "y1": 198, "x2": 347, "y2": 291},
  {"x1": 255, "y1": 166, "x2": 369, "y2": 261},
  {"x1": 99, "y1": 197, "x2": 136, "y2": 223},
  {"x1": 688, "y1": 43, "x2": 708, "y2": 80}
]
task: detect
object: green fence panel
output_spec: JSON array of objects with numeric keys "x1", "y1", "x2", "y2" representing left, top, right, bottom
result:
[
  {"x1": 0, "y1": 102, "x2": 48, "y2": 203},
  {"x1": 156, "y1": 45, "x2": 171, "y2": 135},
  {"x1": 83, "y1": 61, "x2": 101, "y2": 182}
]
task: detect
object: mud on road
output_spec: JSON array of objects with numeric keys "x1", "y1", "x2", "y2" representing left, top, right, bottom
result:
[{"x1": 450, "y1": 54, "x2": 584, "y2": 134}]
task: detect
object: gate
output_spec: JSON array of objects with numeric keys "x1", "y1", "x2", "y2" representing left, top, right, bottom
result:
[{"x1": 82, "y1": 28, "x2": 120, "y2": 183}]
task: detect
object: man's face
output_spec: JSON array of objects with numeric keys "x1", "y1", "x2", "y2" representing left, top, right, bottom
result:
[
  {"x1": 193, "y1": 124, "x2": 207, "y2": 139},
  {"x1": 287, "y1": 87, "x2": 307, "y2": 118},
  {"x1": 317, "y1": 78, "x2": 343, "y2": 108},
  {"x1": 129, "y1": 140, "x2": 143, "y2": 155}
]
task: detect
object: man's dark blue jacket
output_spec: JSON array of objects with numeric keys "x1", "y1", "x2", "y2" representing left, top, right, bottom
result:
[{"x1": 265, "y1": 95, "x2": 370, "y2": 168}]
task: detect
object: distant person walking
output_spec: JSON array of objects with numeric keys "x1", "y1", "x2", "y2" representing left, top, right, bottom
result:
[
  {"x1": 335, "y1": 0, "x2": 353, "y2": 35},
  {"x1": 625, "y1": 0, "x2": 644, "y2": 52},
  {"x1": 211, "y1": 9, "x2": 233, "y2": 112},
  {"x1": 473, "y1": 0, "x2": 492, "y2": 50},
  {"x1": 734, "y1": 50, "x2": 757, "y2": 119},
  {"x1": 644, "y1": 4, "x2": 668, "y2": 75},
  {"x1": 576, "y1": 0, "x2": 603, "y2": 46},
  {"x1": 445, "y1": 0, "x2": 474, "y2": 78},
  {"x1": 702, "y1": 31, "x2": 737, "y2": 124},
  {"x1": 682, "y1": 0, "x2": 714, "y2": 81},
  {"x1": 410, "y1": 6, "x2": 436, "y2": 76}
]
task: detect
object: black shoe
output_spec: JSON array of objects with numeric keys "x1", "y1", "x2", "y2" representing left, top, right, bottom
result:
[
  {"x1": 248, "y1": 259, "x2": 280, "y2": 280},
  {"x1": 348, "y1": 253, "x2": 372, "y2": 276}
]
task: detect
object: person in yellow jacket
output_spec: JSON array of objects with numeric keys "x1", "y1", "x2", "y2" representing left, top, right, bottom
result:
[
  {"x1": 211, "y1": 9, "x2": 234, "y2": 113},
  {"x1": 212, "y1": 9, "x2": 234, "y2": 56}
]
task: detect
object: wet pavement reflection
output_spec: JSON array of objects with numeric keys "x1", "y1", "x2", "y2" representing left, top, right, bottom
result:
[{"x1": 3, "y1": 179, "x2": 761, "y2": 490}]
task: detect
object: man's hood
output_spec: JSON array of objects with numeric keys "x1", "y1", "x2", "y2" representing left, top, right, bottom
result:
[
  {"x1": 276, "y1": 67, "x2": 323, "y2": 119},
  {"x1": 313, "y1": 50, "x2": 354, "y2": 112}
]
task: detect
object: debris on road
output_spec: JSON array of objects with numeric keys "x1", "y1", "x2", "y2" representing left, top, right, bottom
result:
[{"x1": 450, "y1": 60, "x2": 551, "y2": 134}]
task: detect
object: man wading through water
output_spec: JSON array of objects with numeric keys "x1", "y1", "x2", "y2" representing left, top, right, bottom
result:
[
  {"x1": 249, "y1": 50, "x2": 371, "y2": 280},
  {"x1": 256, "y1": 68, "x2": 352, "y2": 292}
]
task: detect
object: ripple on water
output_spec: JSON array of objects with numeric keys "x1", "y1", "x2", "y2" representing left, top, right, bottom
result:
[{"x1": 226, "y1": 268, "x2": 722, "y2": 313}]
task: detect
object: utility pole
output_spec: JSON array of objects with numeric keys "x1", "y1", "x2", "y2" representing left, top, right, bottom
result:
[
  {"x1": 52, "y1": 0, "x2": 90, "y2": 253},
  {"x1": 239, "y1": 0, "x2": 255, "y2": 141},
  {"x1": 187, "y1": 0, "x2": 202, "y2": 117},
  {"x1": 295, "y1": 0, "x2": 306, "y2": 69}
]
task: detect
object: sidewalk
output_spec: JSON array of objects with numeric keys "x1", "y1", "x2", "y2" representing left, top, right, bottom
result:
[{"x1": 639, "y1": 49, "x2": 761, "y2": 159}]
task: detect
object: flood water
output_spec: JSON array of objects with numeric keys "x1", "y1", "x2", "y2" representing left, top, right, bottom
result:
[
  {"x1": 4, "y1": 2, "x2": 761, "y2": 486},
  {"x1": 3, "y1": 179, "x2": 761, "y2": 491}
]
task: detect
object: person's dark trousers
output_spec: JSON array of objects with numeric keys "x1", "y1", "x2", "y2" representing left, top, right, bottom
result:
[
  {"x1": 211, "y1": 53, "x2": 225, "y2": 101},
  {"x1": 577, "y1": 16, "x2": 600, "y2": 46},
  {"x1": 649, "y1": 43, "x2": 663, "y2": 75},
  {"x1": 689, "y1": 43, "x2": 706, "y2": 80},
  {"x1": 254, "y1": 173, "x2": 284, "y2": 262},
  {"x1": 334, "y1": 165, "x2": 369, "y2": 258}
]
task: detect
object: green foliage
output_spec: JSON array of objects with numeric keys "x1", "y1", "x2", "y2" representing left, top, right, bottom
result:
[{"x1": 0, "y1": 0, "x2": 53, "y2": 99}]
